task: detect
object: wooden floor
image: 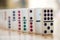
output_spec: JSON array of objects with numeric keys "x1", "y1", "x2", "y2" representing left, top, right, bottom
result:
[{"x1": 0, "y1": 25, "x2": 53, "y2": 39}]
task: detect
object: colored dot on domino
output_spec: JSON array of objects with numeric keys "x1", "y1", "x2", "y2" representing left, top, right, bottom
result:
[
  {"x1": 30, "y1": 22, "x2": 32, "y2": 24},
  {"x1": 13, "y1": 14, "x2": 15, "y2": 16},
  {"x1": 23, "y1": 17, "x2": 26, "y2": 19},
  {"x1": 13, "y1": 11, "x2": 15, "y2": 13},
  {"x1": 18, "y1": 11, "x2": 20, "y2": 13},
  {"x1": 18, "y1": 25, "x2": 21, "y2": 27},
  {"x1": 18, "y1": 28, "x2": 21, "y2": 30},
  {"x1": 24, "y1": 28, "x2": 26, "y2": 30},
  {"x1": 24, "y1": 22, "x2": 26, "y2": 24},
  {"x1": 18, "y1": 14, "x2": 20, "y2": 16},
  {"x1": 30, "y1": 29, "x2": 33, "y2": 32},
  {"x1": 24, "y1": 25, "x2": 26, "y2": 27},
  {"x1": 30, "y1": 26, "x2": 33, "y2": 28},
  {"x1": 18, "y1": 17, "x2": 21, "y2": 19},
  {"x1": 18, "y1": 21, "x2": 21, "y2": 24}
]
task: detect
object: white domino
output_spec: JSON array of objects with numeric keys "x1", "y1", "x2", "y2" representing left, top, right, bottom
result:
[
  {"x1": 42, "y1": 8, "x2": 53, "y2": 34},
  {"x1": 21, "y1": 8, "x2": 29, "y2": 32},
  {"x1": 34, "y1": 8, "x2": 43, "y2": 34},
  {"x1": 28, "y1": 9, "x2": 35, "y2": 33}
]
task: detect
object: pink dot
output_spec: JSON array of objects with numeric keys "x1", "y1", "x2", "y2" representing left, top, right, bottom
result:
[
  {"x1": 18, "y1": 11, "x2": 20, "y2": 13},
  {"x1": 18, "y1": 22, "x2": 21, "y2": 24},
  {"x1": 18, "y1": 28, "x2": 21, "y2": 30},
  {"x1": 18, "y1": 17, "x2": 21, "y2": 19},
  {"x1": 18, "y1": 25, "x2": 21, "y2": 27},
  {"x1": 18, "y1": 14, "x2": 20, "y2": 16}
]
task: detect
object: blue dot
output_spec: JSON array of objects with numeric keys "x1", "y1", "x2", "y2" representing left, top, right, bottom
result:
[{"x1": 13, "y1": 11, "x2": 15, "y2": 13}]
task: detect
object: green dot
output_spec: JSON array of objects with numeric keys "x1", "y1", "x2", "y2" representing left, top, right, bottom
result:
[
  {"x1": 24, "y1": 25, "x2": 26, "y2": 27},
  {"x1": 24, "y1": 22, "x2": 26, "y2": 24},
  {"x1": 24, "y1": 28, "x2": 26, "y2": 30},
  {"x1": 23, "y1": 17, "x2": 26, "y2": 19}
]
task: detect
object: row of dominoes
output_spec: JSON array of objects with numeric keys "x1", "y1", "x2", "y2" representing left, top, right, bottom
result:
[{"x1": 0, "y1": 8, "x2": 53, "y2": 35}]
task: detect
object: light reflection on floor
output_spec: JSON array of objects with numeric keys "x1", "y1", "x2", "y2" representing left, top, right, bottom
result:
[{"x1": 0, "y1": 29, "x2": 53, "y2": 40}]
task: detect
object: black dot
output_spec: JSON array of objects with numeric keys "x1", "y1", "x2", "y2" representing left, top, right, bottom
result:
[
  {"x1": 51, "y1": 10, "x2": 53, "y2": 12},
  {"x1": 51, "y1": 17, "x2": 53, "y2": 20},
  {"x1": 13, "y1": 14, "x2": 15, "y2": 16},
  {"x1": 44, "y1": 23, "x2": 47, "y2": 26},
  {"x1": 8, "y1": 26, "x2": 11, "y2": 28},
  {"x1": 47, "y1": 10, "x2": 49, "y2": 12},
  {"x1": 47, "y1": 17, "x2": 50, "y2": 20},
  {"x1": 44, "y1": 10, "x2": 46, "y2": 12},
  {"x1": 47, "y1": 26, "x2": 50, "y2": 30},
  {"x1": 30, "y1": 10, "x2": 32, "y2": 13},
  {"x1": 44, "y1": 14, "x2": 46, "y2": 16},
  {"x1": 44, "y1": 17, "x2": 46, "y2": 20},
  {"x1": 44, "y1": 30, "x2": 47, "y2": 33},
  {"x1": 51, "y1": 30, "x2": 53, "y2": 33},
  {"x1": 30, "y1": 17, "x2": 32, "y2": 19},
  {"x1": 8, "y1": 20, "x2": 10, "y2": 22},
  {"x1": 47, "y1": 13, "x2": 50, "y2": 16},
  {"x1": 9, "y1": 23, "x2": 11, "y2": 25},
  {"x1": 51, "y1": 14, "x2": 53, "y2": 16},
  {"x1": 50, "y1": 23, "x2": 53, "y2": 26},
  {"x1": 13, "y1": 17, "x2": 15, "y2": 19}
]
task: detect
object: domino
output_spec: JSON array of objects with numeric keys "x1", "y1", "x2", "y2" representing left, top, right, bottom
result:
[
  {"x1": 0, "y1": 10, "x2": 7, "y2": 28},
  {"x1": 34, "y1": 8, "x2": 43, "y2": 34},
  {"x1": 0, "y1": 8, "x2": 54, "y2": 36},
  {"x1": 21, "y1": 8, "x2": 29, "y2": 33},
  {"x1": 28, "y1": 9, "x2": 35, "y2": 33},
  {"x1": 17, "y1": 9, "x2": 23, "y2": 32},
  {"x1": 42, "y1": 8, "x2": 54, "y2": 35}
]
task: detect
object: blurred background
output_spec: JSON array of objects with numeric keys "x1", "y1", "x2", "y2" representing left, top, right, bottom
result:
[{"x1": 0, "y1": 0, "x2": 28, "y2": 9}]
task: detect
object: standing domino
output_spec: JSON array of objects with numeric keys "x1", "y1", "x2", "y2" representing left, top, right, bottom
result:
[
  {"x1": 28, "y1": 9, "x2": 35, "y2": 33},
  {"x1": 21, "y1": 8, "x2": 29, "y2": 33},
  {"x1": 17, "y1": 9, "x2": 22, "y2": 32},
  {"x1": 42, "y1": 8, "x2": 53, "y2": 34},
  {"x1": 35, "y1": 8, "x2": 43, "y2": 34}
]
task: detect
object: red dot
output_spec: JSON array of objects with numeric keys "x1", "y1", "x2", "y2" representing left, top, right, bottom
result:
[
  {"x1": 18, "y1": 21, "x2": 21, "y2": 24},
  {"x1": 18, "y1": 28, "x2": 21, "y2": 30},
  {"x1": 18, "y1": 17, "x2": 21, "y2": 19},
  {"x1": 18, "y1": 11, "x2": 20, "y2": 13},
  {"x1": 30, "y1": 26, "x2": 33, "y2": 28},
  {"x1": 18, "y1": 25, "x2": 21, "y2": 27},
  {"x1": 30, "y1": 24, "x2": 32, "y2": 26},
  {"x1": 18, "y1": 14, "x2": 20, "y2": 16},
  {"x1": 30, "y1": 22, "x2": 32, "y2": 24},
  {"x1": 30, "y1": 29, "x2": 33, "y2": 32}
]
